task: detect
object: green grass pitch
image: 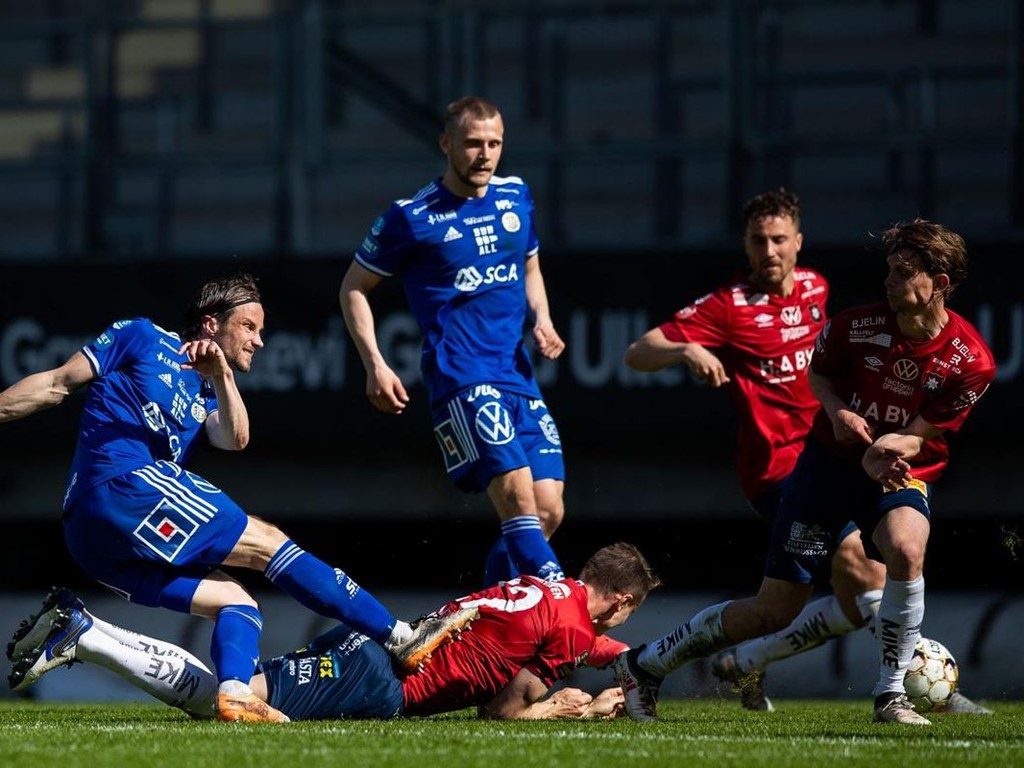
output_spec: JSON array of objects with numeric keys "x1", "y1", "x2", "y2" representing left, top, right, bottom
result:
[{"x1": 2, "y1": 699, "x2": 1022, "y2": 768}]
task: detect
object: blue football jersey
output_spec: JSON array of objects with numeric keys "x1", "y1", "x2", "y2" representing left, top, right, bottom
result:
[
  {"x1": 354, "y1": 175, "x2": 543, "y2": 406},
  {"x1": 64, "y1": 318, "x2": 217, "y2": 510}
]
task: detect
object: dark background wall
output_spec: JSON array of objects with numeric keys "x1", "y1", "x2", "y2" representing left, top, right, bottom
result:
[{"x1": 1, "y1": 245, "x2": 1020, "y2": 594}]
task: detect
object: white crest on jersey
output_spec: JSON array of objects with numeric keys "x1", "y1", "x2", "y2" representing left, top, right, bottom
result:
[{"x1": 502, "y1": 212, "x2": 521, "y2": 233}]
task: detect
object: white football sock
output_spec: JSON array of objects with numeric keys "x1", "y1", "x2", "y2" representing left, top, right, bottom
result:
[
  {"x1": 636, "y1": 601, "x2": 731, "y2": 678},
  {"x1": 855, "y1": 589, "x2": 883, "y2": 636},
  {"x1": 872, "y1": 576, "x2": 925, "y2": 698},
  {"x1": 85, "y1": 610, "x2": 210, "y2": 668},
  {"x1": 732, "y1": 594, "x2": 857, "y2": 673},
  {"x1": 77, "y1": 619, "x2": 217, "y2": 718},
  {"x1": 384, "y1": 620, "x2": 413, "y2": 650}
]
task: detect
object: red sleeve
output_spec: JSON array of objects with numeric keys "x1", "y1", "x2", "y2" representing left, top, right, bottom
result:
[
  {"x1": 919, "y1": 320, "x2": 997, "y2": 431},
  {"x1": 660, "y1": 288, "x2": 732, "y2": 347},
  {"x1": 585, "y1": 634, "x2": 630, "y2": 669}
]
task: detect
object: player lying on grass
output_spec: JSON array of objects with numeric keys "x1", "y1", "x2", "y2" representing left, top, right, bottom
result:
[{"x1": 8, "y1": 542, "x2": 659, "y2": 721}]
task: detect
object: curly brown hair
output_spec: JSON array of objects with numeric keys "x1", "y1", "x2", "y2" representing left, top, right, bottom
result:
[{"x1": 743, "y1": 188, "x2": 801, "y2": 230}]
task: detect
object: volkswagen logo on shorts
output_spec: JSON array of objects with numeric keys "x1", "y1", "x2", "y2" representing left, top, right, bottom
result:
[{"x1": 475, "y1": 401, "x2": 515, "y2": 445}]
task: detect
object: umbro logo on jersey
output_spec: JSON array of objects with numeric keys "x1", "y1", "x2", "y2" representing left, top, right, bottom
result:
[
  {"x1": 443, "y1": 226, "x2": 463, "y2": 242},
  {"x1": 158, "y1": 373, "x2": 173, "y2": 388}
]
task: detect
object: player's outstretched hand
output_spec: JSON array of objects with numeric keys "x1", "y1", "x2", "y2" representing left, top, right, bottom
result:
[
  {"x1": 533, "y1": 322, "x2": 565, "y2": 359},
  {"x1": 178, "y1": 339, "x2": 230, "y2": 377}
]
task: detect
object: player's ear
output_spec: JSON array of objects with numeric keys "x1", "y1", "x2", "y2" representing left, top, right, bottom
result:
[{"x1": 201, "y1": 314, "x2": 219, "y2": 338}]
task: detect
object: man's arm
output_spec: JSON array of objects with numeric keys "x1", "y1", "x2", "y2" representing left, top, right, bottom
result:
[
  {"x1": 807, "y1": 368, "x2": 874, "y2": 446},
  {"x1": 179, "y1": 339, "x2": 250, "y2": 451},
  {"x1": 624, "y1": 327, "x2": 729, "y2": 387},
  {"x1": 862, "y1": 415, "x2": 943, "y2": 487},
  {"x1": 481, "y1": 668, "x2": 623, "y2": 719},
  {"x1": 524, "y1": 255, "x2": 565, "y2": 360},
  {"x1": 0, "y1": 351, "x2": 95, "y2": 423},
  {"x1": 339, "y1": 261, "x2": 409, "y2": 414}
]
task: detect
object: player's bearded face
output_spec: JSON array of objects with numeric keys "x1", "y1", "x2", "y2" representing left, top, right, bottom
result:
[
  {"x1": 443, "y1": 116, "x2": 504, "y2": 195},
  {"x1": 744, "y1": 215, "x2": 802, "y2": 291},
  {"x1": 215, "y1": 302, "x2": 265, "y2": 372}
]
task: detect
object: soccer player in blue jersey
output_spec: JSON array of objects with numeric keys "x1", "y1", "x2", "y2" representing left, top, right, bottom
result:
[
  {"x1": 340, "y1": 96, "x2": 566, "y2": 585},
  {"x1": 0, "y1": 272, "x2": 475, "y2": 722}
]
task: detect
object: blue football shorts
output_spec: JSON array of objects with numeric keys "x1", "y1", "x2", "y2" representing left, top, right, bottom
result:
[
  {"x1": 63, "y1": 460, "x2": 249, "y2": 612},
  {"x1": 260, "y1": 624, "x2": 404, "y2": 720},
  {"x1": 749, "y1": 476, "x2": 859, "y2": 544},
  {"x1": 431, "y1": 384, "x2": 565, "y2": 493},
  {"x1": 764, "y1": 436, "x2": 932, "y2": 584}
]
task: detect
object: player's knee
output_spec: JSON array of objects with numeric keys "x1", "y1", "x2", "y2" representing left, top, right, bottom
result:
[
  {"x1": 235, "y1": 516, "x2": 290, "y2": 569},
  {"x1": 885, "y1": 539, "x2": 926, "y2": 578}
]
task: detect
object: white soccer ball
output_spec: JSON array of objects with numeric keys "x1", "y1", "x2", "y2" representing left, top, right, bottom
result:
[{"x1": 904, "y1": 637, "x2": 959, "y2": 711}]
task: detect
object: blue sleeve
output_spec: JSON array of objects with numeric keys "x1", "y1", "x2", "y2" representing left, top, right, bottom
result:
[
  {"x1": 354, "y1": 204, "x2": 415, "y2": 277},
  {"x1": 80, "y1": 318, "x2": 153, "y2": 377}
]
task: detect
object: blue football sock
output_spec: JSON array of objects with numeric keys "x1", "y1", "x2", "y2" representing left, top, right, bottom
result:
[
  {"x1": 265, "y1": 540, "x2": 396, "y2": 645},
  {"x1": 500, "y1": 516, "x2": 564, "y2": 581},
  {"x1": 483, "y1": 535, "x2": 517, "y2": 585},
  {"x1": 211, "y1": 604, "x2": 263, "y2": 684}
]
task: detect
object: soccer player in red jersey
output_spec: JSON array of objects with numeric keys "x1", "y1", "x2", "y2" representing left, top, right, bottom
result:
[
  {"x1": 625, "y1": 189, "x2": 884, "y2": 710},
  {"x1": 9, "y1": 543, "x2": 659, "y2": 721},
  {"x1": 616, "y1": 218, "x2": 995, "y2": 725}
]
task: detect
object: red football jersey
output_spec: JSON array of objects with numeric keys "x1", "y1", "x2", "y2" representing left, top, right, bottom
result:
[
  {"x1": 587, "y1": 634, "x2": 630, "y2": 668},
  {"x1": 810, "y1": 303, "x2": 996, "y2": 481},
  {"x1": 660, "y1": 268, "x2": 829, "y2": 498},
  {"x1": 402, "y1": 576, "x2": 599, "y2": 716}
]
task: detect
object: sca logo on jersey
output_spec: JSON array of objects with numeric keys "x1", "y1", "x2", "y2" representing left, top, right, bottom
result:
[{"x1": 453, "y1": 263, "x2": 520, "y2": 292}]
